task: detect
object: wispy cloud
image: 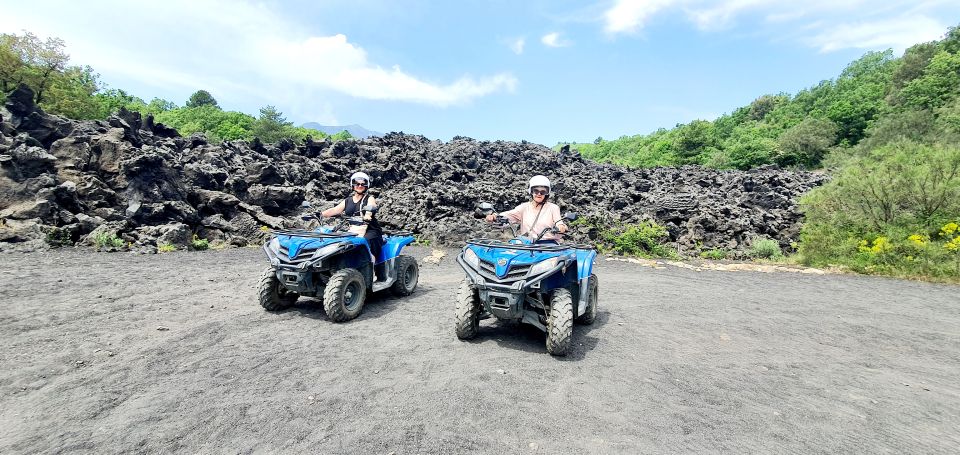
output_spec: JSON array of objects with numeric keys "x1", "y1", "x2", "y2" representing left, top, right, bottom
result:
[
  {"x1": 541, "y1": 32, "x2": 572, "y2": 48},
  {"x1": 509, "y1": 37, "x2": 526, "y2": 55},
  {"x1": 599, "y1": 0, "x2": 954, "y2": 53},
  {"x1": 805, "y1": 16, "x2": 947, "y2": 52},
  {"x1": 0, "y1": 0, "x2": 517, "y2": 108},
  {"x1": 683, "y1": 0, "x2": 776, "y2": 30},
  {"x1": 602, "y1": 0, "x2": 679, "y2": 35}
]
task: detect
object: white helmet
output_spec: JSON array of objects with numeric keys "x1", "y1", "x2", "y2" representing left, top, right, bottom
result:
[
  {"x1": 349, "y1": 171, "x2": 371, "y2": 187},
  {"x1": 528, "y1": 175, "x2": 551, "y2": 194}
]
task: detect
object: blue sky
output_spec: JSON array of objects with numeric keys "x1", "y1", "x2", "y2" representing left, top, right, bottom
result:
[{"x1": 3, "y1": 0, "x2": 959, "y2": 145}]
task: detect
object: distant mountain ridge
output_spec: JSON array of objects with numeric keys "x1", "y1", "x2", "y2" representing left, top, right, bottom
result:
[{"x1": 301, "y1": 122, "x2": 381, "y2": 139}]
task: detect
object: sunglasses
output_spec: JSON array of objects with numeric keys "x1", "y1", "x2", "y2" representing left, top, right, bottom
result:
[
  {"x1": 531, "y1": 189, "x2": 549, "y2": 196},
  {"x1": 353, "y1": 181, "x2": 368, "y2": 187}
]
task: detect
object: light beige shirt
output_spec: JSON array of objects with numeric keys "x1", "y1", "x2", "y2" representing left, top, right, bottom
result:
[{"x1": 501, "y1": 201, "x2": 565, "y2": 241}]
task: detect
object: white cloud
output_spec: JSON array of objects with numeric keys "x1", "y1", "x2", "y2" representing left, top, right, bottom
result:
[
  {"x1": 603, "y1": 0, "x2": 679, "y2": 35},
  {"x1": 806, "y1": 15, "x2": 948, "y2": 52},
  {"x1": 541, "y1": 32, "x2": 571, "y2": 48},
  {"x1": 683, "y1": 0, "x2": 776, "y2": 30},
  {"x1": 0, "y1": 0, "x2": 516, "y2": 109},
  {"x1": 509, "y1": 37, "x2": 526, "y2": 55},
  {"x1": 599, "y1": 0, "x2": 955, "y2": 53}
]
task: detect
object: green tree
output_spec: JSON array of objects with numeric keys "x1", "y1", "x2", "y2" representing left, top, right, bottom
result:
[
  {"x1": 673, "y1": 119, "x2": 719, "y2": 163},
  {"x1": 899, "y1": 51, "x2": 960, "y2": 110},
  {"x1": 156, "y1": 104, "x2": 255, "y2": 142},
  {"x1": 888, "y1": 42, "x2": 938, "y2": 105},
  {"x1": 774, "y1": 118, "x2": 839, "y2": 168},
  {"x1": 0, "y1": 31, "x2": 69, "y2": 104},
  {"x1": 93, "y1": 88, "x2": 146, "y2": 118},
  {"x1": 185, "y1": 89, "x2": 219, "y2": 108},
  {"x1": 42, "y1": 65, "x2": 100, "y2": 119},
  {"x1": 252, "y1": 105, "x2": 292, "y2": 143},
  {"x1": 748, "y1": 94, "x2": 788, "y2": 121}
]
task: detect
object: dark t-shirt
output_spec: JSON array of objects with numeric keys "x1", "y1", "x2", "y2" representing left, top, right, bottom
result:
[{"x1": 343, "y1": 194, "x2": 383, "y2": 237}]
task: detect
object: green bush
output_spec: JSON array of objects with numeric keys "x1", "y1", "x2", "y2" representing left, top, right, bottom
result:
[
  {"x1": 45, "y1": 228, "x2": 72, "y2": 247},
  {"x1": 413, "y1": 235, "x2": 432, "y2": 246},
  {"x1": 798, "y1": 140, "x2": 960, "y2": 279},
  {"x1": 700, "y1": 248, "x2": 729, "y2": 260},
  {"x1": 190, "y1": 234, "x2": 209, "y2": 251},
  {"x1": 94, "y1": 232, "x2": 124, "y2": 250},
  {"x1": 602, "y1": 221, "x2": 676, "y2": 258},
  {"x1": 748, "y1": 238, "x2": 784, "y2": 260},
  {"x1": 157, "y1": 242, "x2": 176, "y2": 253}
]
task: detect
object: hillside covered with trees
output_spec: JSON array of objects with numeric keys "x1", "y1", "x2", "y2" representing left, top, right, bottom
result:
[
  {"x1": 561, "y1": 26, "x2": 960, "y2": 171},
  {"x1": 555, "y1": 26, "x2": 960, "y2": 280},
  {"x1": 0, "y1": 31, "x2": 351, "y2": 144}
]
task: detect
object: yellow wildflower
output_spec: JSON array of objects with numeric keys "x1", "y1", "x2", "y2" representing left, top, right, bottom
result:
[
  {"x1": 941, "y1": 222, "x2": 959, "y2": 237},
  {"x1": 870, "y1": 236, "x2": 891, "y2": 254},
  {"x1": 947, "y1": 236, "x2": 960, "y2": 252},
  {"x1": 908, "y1": 234, "x2": 927, "y2": 247}
]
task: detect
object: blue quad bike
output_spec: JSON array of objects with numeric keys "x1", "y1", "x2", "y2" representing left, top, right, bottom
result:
[
  {"x1": 455, "y1": 203, "x2": 598, "y2": 356},
  {"x1": 258, "y1": 203, "x2": 419, "y2": 322}
]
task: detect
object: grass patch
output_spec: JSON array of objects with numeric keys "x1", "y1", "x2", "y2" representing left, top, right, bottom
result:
[
  {"x1": 573, "y1": 217, "x2": 677, "y2": 258},
  {"x1": 45, "y1": 228, "x2": 72, "y2": 247},
  {"x1": 699, "y1": 248, "x2": 729, "y2": 260},
  {"x1": 748, "y1": 238, "x2": 785, "y2": 260},
  {"x1": 190, "y1": 234, "x2": 210, "y2": 251},
  {"x1": 94, "y1": 232, "x2": 125, "y2": 250}
]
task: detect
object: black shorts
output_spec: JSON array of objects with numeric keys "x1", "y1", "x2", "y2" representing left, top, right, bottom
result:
[{"x1": 364, "y1": 231, "x2": 384, "y2": 262}]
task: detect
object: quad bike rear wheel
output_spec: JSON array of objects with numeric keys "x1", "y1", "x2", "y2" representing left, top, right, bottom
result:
[
  {"x1": 575, "y1": 274, "x2": 598, "y2": 325},
  {"x1": 454, "y1": 278, "x2": 481, "y2": 340},
  {"x1": 546, "y1": 287, "x2": 574, "y2": 356},
  {"x1": 323, "y1": 268, "x2": 367, "y2": 322},
  {"x1": 390, "y1": 255, "x2": 419, "y2": 296},
  {"x1": 258, "y1": 267, "x2": 298, "y2": 311}
]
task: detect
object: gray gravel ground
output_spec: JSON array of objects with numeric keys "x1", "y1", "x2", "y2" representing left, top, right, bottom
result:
[{"x1": 1, "y1": 246, "x2": 958, "y2": 454}]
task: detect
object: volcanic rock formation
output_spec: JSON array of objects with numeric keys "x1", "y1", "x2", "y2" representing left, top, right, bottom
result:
[{"x1": 0, "y1": 84, "x2": 826, "y2": 255}]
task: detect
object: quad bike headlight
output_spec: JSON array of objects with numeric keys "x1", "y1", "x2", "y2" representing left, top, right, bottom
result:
[
  {"x1": 529, "y1": 257, "x2": 559, "y2": 276},
  {"x1": 463, "y1": 247, "x2": 480, "y2": 269},
  {"x1": 268, "y1": 237, "x2": 281, "y2": 253},
  {"x1": 313, "y1": 243, "x2": 342, "y2": 259}
]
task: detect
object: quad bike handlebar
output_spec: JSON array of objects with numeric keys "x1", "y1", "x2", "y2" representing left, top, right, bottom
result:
[
  {"x1": 478, "y1": 202, "x2": 578, "y2": 243},
  {"x1": 299, "y1": 202, "x2": 378, "y2": 233}
]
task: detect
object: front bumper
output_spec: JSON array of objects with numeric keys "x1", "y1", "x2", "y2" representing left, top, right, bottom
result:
[{"x1": 456, "y1": 255, "x2": 564, "y2": 319}]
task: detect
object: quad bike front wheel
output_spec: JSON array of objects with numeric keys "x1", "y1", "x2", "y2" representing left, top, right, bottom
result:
[
  {"x1": 258, "y1": 267, "x2": 298, "y2": 311},
  {"x1": 546, "y1": 287, "x2": 574, "y2": 356},
  {"x1": 575, "y1": 274, "x2": 598, "y2": 325},
  {"x1": 390, "y1": 255, "x2": 419, "y2": 296},
  {"x1": 454, "y1": 278, "x2": 481, "y2": 340},
  {"x1": 323, "y1": 268, "x2": 367, "y2": 322}
]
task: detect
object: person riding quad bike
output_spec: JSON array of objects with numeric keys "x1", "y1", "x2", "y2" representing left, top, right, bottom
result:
[
  {"x1": 258, "y1": 171, "x2": 419, "y2": 322},
  {"x1": 457, "y1": 175, "x2": 599, "y2": 356},
  {"x1": 485, "y1": 175, "x2": 568, "y2": 244},
  {"x1": 321, "y1": 171, "x2": 386, "y2": 280}
]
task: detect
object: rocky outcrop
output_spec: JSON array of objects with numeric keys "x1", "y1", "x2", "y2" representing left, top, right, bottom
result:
[{"x1": 0, "y1": 84, "x2": 826, "y2": 254}]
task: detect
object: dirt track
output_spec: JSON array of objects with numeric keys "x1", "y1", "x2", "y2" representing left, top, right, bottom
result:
[{"x1": 1, "y1": 246, "x2": 958, "y2": 454}]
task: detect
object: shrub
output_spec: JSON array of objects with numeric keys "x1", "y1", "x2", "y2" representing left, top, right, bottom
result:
[
  {"x1": 157, "y1": 242, "x2": 176, "y2": 253},
  {"x1": 94, "y1": 232, "x2": 124, "y2": 250},
  {"x1": 700, "y1": 248, "x2": 728, "y2": 260},
  {"x1": 190, "y1": 234, "x2": 209, "y2": 251},
  {"x1": 602, "y1": 221, "x2": 676, "y2": 258},
  {"x1": 748, "y1": 238, "x2": 784, "y2": 260},
  {"x1": 413, "y1": 235, "x2": 432, "y2": 246},
  {"x1": 45, "y1": 228, "x2": 72, "y2": 247}
]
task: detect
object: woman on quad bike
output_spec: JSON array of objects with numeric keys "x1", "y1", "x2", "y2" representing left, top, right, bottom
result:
[
  {"x1": 321, "y1": 171, "x2": 386, "y2": 278},
  {"x1": 485, "y1": 175, "x2": 568, "y2": 244}
]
